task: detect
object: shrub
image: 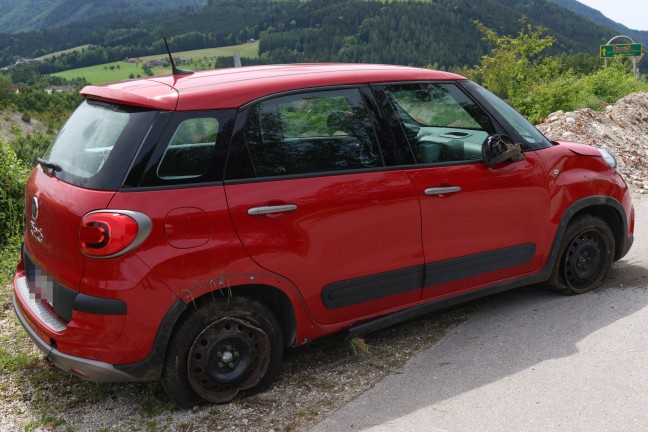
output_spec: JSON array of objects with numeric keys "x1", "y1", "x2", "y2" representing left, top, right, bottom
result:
[
  {"x1": 9, "y1": 132, "x2": 54, "y2": 168},
  {"x1": 472, "y1": 21, "x2": 648, "y2": 124},
  {"x1": 0, "y1": 139, "x2": 29, "y2": 245}
]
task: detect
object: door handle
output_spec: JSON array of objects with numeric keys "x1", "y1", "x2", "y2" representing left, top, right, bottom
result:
[
  {"x1": 247, "y1": 204, "x2": 298, "y2": 216},
  {"x1": 424, "y1": 186, "x2": 461, "y2": 196}
]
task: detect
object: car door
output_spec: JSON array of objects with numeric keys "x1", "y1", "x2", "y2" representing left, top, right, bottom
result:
[
  {"x1": 224, "y1": 87, "x2": 424, "y2": 326},
  {"x1": 374, "y1": 82, "x2": 552, "y2": 300}
]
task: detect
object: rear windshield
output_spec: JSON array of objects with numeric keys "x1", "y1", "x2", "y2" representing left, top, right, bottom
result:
[{"x1": 42, "y1": 100, "x2": 157, "y2": 190}]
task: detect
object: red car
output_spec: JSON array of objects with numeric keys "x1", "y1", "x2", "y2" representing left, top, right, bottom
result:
[{"x1": 13, "y1": 64, "x2": 634, "y2": 407}]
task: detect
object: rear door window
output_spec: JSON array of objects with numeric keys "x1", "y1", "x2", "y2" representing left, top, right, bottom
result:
[{"x1": 238, "y1": 88, "x2": 382, "y2": 178}]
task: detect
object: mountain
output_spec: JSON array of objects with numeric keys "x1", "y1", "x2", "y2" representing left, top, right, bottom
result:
[
  {"x1": 551, "y1": 0, "x2": 648, "y2": 45},
  {"x1": 0, "y1": 0, "x2": 207, "y2": 34},
  {"x1": 0, "y1": 0, "x2": 626, "y2": 72}
]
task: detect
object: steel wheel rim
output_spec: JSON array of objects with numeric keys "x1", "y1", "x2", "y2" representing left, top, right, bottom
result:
[
  {"x1": 188, "y1": 317, "x2": 271, "y2": 403},
  {"x1": 564, "y1": 229, "x2": 605, "y2": 289}
]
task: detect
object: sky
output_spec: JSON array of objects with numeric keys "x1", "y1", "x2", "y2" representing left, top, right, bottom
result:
[{"x1": 577, "y1": 0, "x2": 648, "y2": 31}]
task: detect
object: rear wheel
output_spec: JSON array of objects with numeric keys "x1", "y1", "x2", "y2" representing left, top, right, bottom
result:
[
  {"x1": 161, "y1": 296, "x2": 283, "y2": 407},
  {"x1": 548, "y1": 215, "x2": 615, "y2": 296}
]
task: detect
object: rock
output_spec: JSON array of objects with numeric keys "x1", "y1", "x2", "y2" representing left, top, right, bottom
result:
[
  {"x1": 547, "y1": 110, "x2": 565, "y2": 122},
  {"x1": 535, "y1": 93, "x2": 648, "y2": 188}
]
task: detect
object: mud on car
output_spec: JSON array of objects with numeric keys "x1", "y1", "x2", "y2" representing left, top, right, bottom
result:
[{"x1": 13, "y1": 64, "x2": 634, "y2": 407}]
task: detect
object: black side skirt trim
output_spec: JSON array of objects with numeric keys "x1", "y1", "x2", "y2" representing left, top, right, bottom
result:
[
  {"x1": 348, "y1": 271, "x2": 548, "y2": 338},
  {"x1": 321, "y1": 244, "x2": 535, "y2": 310},
  {"x1": 322, "y1": 266, "x2": 424, "y2": 310},
  {"x1": 425, "y1": 243, "x2": 536, "y2": 286}
]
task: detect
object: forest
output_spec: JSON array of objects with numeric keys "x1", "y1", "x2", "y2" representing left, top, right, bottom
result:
[{"x1": 0, "y1": 0, "x2": 627, "y2": 78}]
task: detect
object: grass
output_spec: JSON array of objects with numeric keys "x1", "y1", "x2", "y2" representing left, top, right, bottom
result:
[
  {"x1": 51, "y1": 41, "x2": 260, "y2": 84},
  {"x1": 0, "y1": 239, "x2": 20, "y2": 285},
  {"x1": 0, "y1": 347, "x2": 38, "y2": 373}
]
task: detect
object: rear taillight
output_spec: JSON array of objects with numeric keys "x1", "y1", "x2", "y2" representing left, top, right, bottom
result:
[{"x1": 79, "y1": 210, "x2": 152, "y2": 258}]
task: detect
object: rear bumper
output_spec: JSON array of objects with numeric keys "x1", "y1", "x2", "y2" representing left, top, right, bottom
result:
[{"x1": 13, "y1": 277, "x2": 138, "y2": 382}]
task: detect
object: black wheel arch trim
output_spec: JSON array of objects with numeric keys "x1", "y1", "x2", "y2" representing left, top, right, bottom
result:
[
  {"x1": 113, "y1": 283, "x2": 299, "y2": 381},
  {"x1": 114, "y1": 299, "x2": 187, "y2": 381},
  {"x1": 554, "y1": 195, "x2": 632, "y2": 262}
]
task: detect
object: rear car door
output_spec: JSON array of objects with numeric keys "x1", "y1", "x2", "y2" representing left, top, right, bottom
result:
[
  {"x1": 224, "y1": 87, "x2": 424, "y2": 326},
  {"x1": 374, "y1": 82, "x2": 552, "y2": 300}
]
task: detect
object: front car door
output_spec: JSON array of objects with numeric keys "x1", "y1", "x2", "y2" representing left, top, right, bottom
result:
[
  {"x1": 374, "y1": 82, "x2": 552, "y2": 300},
  {"x1": 224, "y1": 87, "x2": 424, "y2": 327}
]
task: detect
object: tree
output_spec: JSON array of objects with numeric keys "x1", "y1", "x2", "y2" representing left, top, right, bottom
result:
[
  {"x1": 473, "y1": 17, "x2": 555, "y2": 101},
  {"x1": 0, "y1": 74, "x2": 13, "y2": 104}
]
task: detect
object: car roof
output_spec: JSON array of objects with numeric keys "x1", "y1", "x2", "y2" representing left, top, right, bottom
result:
[{"x1": 80, "y1": 63, "x2": 465, "y2": 111}]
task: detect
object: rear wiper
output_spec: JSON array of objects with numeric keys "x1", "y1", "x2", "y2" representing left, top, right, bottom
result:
[{"x1": 37, "y1": 158, "x2": 62, "y2": 172}]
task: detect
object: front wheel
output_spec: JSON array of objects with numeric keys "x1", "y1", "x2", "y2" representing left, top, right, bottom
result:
[
  {"x1": 161, "y1": 296, "x2": 283, "y2": 407},
  {"x1": 548, "y1": 215, "x2": 615, "y2": 296}
]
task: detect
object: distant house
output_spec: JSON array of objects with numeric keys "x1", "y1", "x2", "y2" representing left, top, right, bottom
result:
[
  {"x1": 14, "y1": 58, "x2": 45, "y2": 65},
  {"x1": 44, "y1": 85, "x2": 75, "y2": 94},
  {"x1": 147, "y1": 59, "x2": 168, "y2": 67},
  {"x1": 127, "y1": 57, "x2": 142, "y2": 64}
]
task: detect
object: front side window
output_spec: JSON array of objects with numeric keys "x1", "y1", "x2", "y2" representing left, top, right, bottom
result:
[
  {"x1": 243, "y1": 88, "x2": 382, "y2": 178},
  {"x1": 464, "y1": 81, "x2": 551, "y2": 149},
  {"x1": 384, "y1": 83, "x2": 495, "y2": 164}
]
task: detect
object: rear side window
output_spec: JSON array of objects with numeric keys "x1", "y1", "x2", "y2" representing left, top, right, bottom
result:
[
  {"x1": 157, "y1": 118, "x2": 220, "y2": 180},
  {"x1": 134, "y1": 110, "x2": 234, "y2": 188},
  {"x1": 43, "y1": 100, "x2": 157, "y2": 190},
  {"x1": 240, "y1": 88, "x2": 382, "y2": 178}
]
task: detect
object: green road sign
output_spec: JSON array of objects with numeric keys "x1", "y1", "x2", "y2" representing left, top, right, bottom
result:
[{"x1": 600, "y1": 43, "x2": 643, "y2": 58}]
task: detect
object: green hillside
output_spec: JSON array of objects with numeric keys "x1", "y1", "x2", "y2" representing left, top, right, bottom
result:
[
  {"x1": 52, "y1": 42, "x2": 259, "y2": 84},
  {"x1": 1, "y1": 0, "x2": 626, "y2": 76}
]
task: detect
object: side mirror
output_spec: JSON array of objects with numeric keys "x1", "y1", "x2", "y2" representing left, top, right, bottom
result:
[{"x1": 482, "y1": 134, "x2": 525, "y2": 167}]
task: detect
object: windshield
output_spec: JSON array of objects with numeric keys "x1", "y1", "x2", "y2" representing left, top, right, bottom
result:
[{"x1": 43, "y1": 100, "x2": 157, "y2": 190}]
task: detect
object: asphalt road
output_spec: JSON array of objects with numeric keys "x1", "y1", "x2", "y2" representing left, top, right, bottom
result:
[{"x1": 312, "y1": 195, "x2": 648, "y2": 432}]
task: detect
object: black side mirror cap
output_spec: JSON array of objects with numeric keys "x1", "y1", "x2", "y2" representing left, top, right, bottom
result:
[{"x1": 482, "y1": 134, "x2": 525, "y2": 167}]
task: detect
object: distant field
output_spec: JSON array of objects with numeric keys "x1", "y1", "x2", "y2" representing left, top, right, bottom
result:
[
  {"x1": 37, "y1": 44, "x2": 92, "y2": 60},
  {"x1": 52, "y1": 41, "x2": 259, "y2": 84}
]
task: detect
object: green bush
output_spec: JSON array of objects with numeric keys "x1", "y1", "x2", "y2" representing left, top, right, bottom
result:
[
  {"x1": 9, "y1": 132, "x2": 54, "y2": 168},
  {"x1": 471, "y1": 21, "x2": 648, "y2": 124},
  {"x1": 582, "y1": 60, "x2": 646, "y2": 103},
  {"x1": 0, "y1": 139, "x2": 30, "y2": 245}
]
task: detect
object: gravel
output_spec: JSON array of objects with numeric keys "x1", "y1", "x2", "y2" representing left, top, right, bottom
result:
[{"x1": 536, "y1": 92, "x2": 648, "y2": 193}]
